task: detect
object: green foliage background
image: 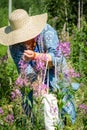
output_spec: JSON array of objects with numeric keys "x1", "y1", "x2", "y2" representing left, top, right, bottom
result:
[{"x1": 0, "y1": 0, "x2": 87, "y2": 129}]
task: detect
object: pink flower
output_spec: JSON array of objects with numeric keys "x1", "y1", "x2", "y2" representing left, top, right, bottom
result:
[
  {"x1": 5, "y1": 114, "x2": 14, "y2": 124},
  {"x1": 33, "y1": 83, "x2": 48, "y2": 97},
  {"x1": 0, "y1": 107, "x2": 4, "y2": 114},
  {"x1": 79, "y1": 104, "x2": 87, "y2": 111},
  {"x1": 64, "y1": 68, "x2": 80, "y2": 78},
  {"x1": 34, "y1": 54, "x2": 47, "y2": 71},
  {"x1": 56, "y1": 42, "x2": 70, "y2": 57},
  {"x1": 11, "y1": 91, "x2": 16, "y2": 100},
  {"x1": 18, "y1": 59, "x2": 28, "y2": 70},
  {"x1": 15, "y1": 76, "x2": 28, "y2": 87},
  {"x1": 11, "y1": 89, "x2": 22, "y2": 100},
  {"x1": 15, "y1": 89, "x2": 22, "y2": 96}
]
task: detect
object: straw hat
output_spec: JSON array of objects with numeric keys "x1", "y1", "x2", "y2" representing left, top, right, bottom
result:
[{"x1": 0, "y1": 9, "x2": 47, "y2": 46}]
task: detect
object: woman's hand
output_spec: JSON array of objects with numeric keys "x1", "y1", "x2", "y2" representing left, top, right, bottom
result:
[
  {"x1": 23, "y1": 50, "x2": 53, "y2": 67},
  {"x1": 23, "y1": 50, "x2": 35, "y2": 61}
]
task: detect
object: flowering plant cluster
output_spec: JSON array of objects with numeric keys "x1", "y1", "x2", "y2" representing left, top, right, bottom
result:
[
  {"x1": 0, "y1": 54, "x2": 16, "y2": 129},
  {"x1": 56, "y1": 42, "x2": 70, "y2": 57},
  {"x1": 10, "y1": 54, "x2": 48, "y2": 129},
  {"x1": 15, "y1": 54, "x2": 48, "y2": 97},
  {"x1": 0, "y1": 41, "x2": 85, "y2": 130}
]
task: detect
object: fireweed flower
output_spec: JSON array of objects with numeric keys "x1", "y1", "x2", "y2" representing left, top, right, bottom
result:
[
  {"x1": 15, "y1": 76, "x2": 28, "y2": 87},
  {"x1": 15, "y1": 89, "x2": 22, "y2": 96},
  {"x1": 34, "y1": 54, "x2": 47, "y2": 71},
  {"x1": 56, "y1": 42, "x2": 70, "y2": 57},
  {"x1": 16, "y1": 54, "x2": 48, "y2": 97},
  {"x1": 32, "y1": 54, "x2": 48, "y2": 96},
  {"x1": 11, "y1": 91, "x2": 16, "y2": 100},
  {"x1": 18, "y1": 59, "x2": 28, "y2": 70},
  {"x1": 65, "y1": 68, "x2": 80, "y2": 78},
  {"x1": 79, "y1": 104, "x2": 87, "y2": 111},
  {"x1": 11, "y1": 89, "x2": 22, "y2": 100},
  {"x1": 32, "y1": 82, "x2": 48, "y2": 97},
  {"x1": 0, "y1": 107, "x2": 4, "y2": 114},
  {"x1": 37, "y1": 83, "x2": 48, "y2": 96},
  {"x1": 78, "y1": 104, "x2": 87, "y2": 114},
  {"x1": 5, "y1": 114, "x2": 14, "y2": 124},
  {"x1": 15, "y1": 59, "x2": 29, "y2": 87}
]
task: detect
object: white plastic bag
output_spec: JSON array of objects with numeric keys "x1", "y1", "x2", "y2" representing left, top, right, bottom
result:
[{"x1": 43, "y1": 93, "x2": 59, "y2": 130}]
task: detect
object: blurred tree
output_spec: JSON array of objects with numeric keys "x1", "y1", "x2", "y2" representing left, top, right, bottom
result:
[{"x1": 0, "y1": 0, "x2": 87, "y2": 32}]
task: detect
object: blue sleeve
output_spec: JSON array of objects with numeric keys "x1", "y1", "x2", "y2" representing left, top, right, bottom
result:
[
  {"x1": 43, "y1": 24, "x2": 59, "y2": 65},
  {"x1": 9, "y1": 43, "x2": 25, "y2": 72}
]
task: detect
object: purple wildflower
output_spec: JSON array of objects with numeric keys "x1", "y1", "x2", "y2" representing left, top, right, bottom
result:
[
  {"x1": 34, "y1": 54, "x2": 47, "y2": 71},
  {"x1": 15, "y1": 76, "x2": 28, "y2": 87},
  {"x1": 36, "y1": 61, "x2": 45, "y2": 71},
  {"x1": 15, "y1": 89, "x2": 22, "y2": 96},
  {"x1": 5, "y1": 114, "x2": 14, "y2": 124},
  {"x1": 66, "y1": 68, "x2": 80, "y2": 78},
  {"x1": 38, "y1": 83, "x2": 48, "y2": 95},
  {"x1": 18, "y1": 59, "x2": 28, "y2": 70},
  {"x1": 56, "y1": 43, "x2": 62, "y2": 57},
  {"x1": 33, "y1": 83, "x2": 48, "y2": 97},
  {"x1": 15, "y1": 59, "x2": 29, "y2": 87},
  {"x1": 0, "y1": 107, "x2": 4, "y2": 114},
  {"x1": 11, "y1": 89, "x2": 22, "y2": 100},
  {"x1": 78, "y1": 104, "x2": 87, "y2": 114},
  {"x1": 11, "y1": 91, "x2": 16, "y2": 100},
  {"x1": 79, "y1": 104, "x2": 87, "y2": 111},
  {"x1": 56, "y1": 42, "x2": 70, "y2": 57}
]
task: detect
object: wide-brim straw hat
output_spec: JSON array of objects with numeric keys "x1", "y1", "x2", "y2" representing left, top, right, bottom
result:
[{"x1": 0, "y1": 9, "x2": 47, "y2": 46}]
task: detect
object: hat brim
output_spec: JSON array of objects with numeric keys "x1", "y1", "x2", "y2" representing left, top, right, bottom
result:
[{"x1": 0, "y1": 13, "x2": 47, "y2": 46}]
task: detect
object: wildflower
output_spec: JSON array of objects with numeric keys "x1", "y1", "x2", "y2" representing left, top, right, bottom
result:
[
  {"x1": 0, "y1": 107, "x2": 4, "y2": 114},
  {"x1": 56, "y1": 42, "x2": 70, "y2": 57},
  {"x1": 36, "y1": 60, "x2": 45, "y2": 71},
  {"x1": 18, "y1": 59, "x2": 28, "y2": 70},
  {"x1": 79, "y1": 104, "x2": 87, "y2": 111},
  {"x1": 15, "y1": 76, "x2": 28, "y2": 87},
  {"x1": 5, "y1": 114, "x2": 14, "y2": 124},
  {"x1": 32, "y1": 82, "x2": 48, "y2": 97},
  {"x1": 34, "y1": 54, "x2": 47, "y2": 71},
  {"x1": 15, "y1": 59, "x2": 29, "y2": 88},
  {"x1": 66, "y1": 68, "x2": 80, "y2": 78},
  {"x1": 11, "y1": 89, "x2": 22, "y2": 100},
  {"x1": 38, "y1": 83, "x2": 48, "y2": 96},
  {"x1": 11, "y1": 91, "x2": 16, "y2": 100},
  {"x1": 15, "y1": 89, "x2": 22, "y2": 96}
]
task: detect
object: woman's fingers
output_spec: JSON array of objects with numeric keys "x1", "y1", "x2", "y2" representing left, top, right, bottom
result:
[{"x1": 23, "y1": 50, "x2": 34, "y2": 61}]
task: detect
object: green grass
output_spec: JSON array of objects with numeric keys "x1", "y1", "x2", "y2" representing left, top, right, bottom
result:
[{"x1": 0, "y1": 44, "x2": 7, "y2": 56}]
